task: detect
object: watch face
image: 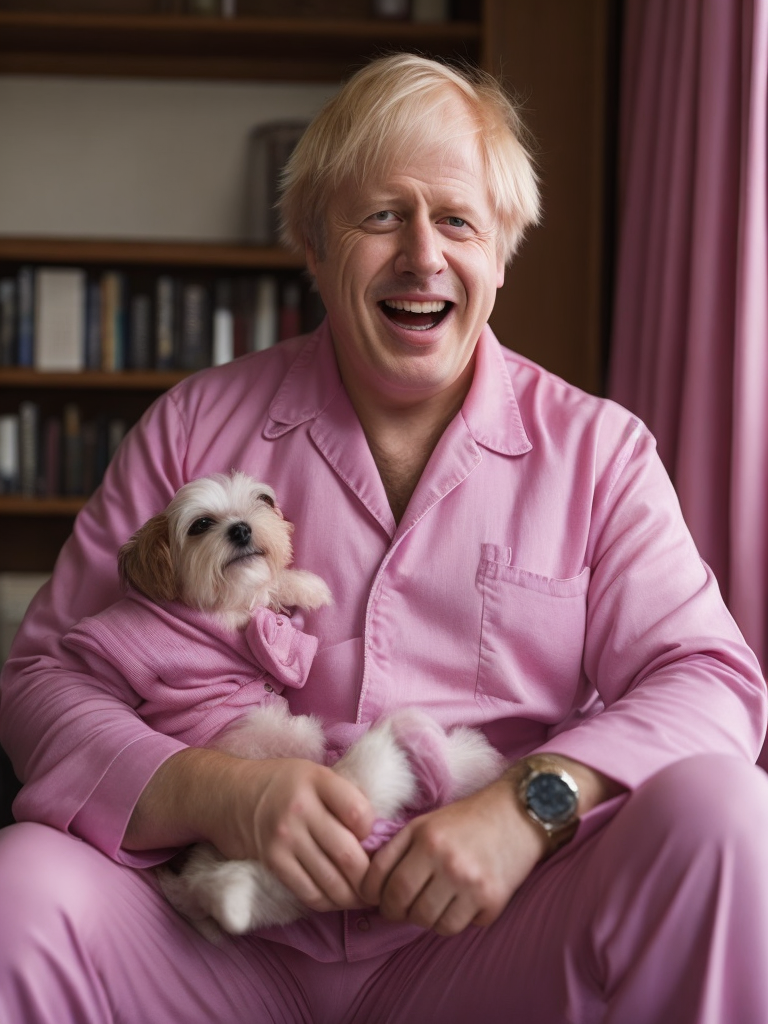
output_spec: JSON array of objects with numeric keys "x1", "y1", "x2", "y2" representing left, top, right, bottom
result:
[{"x1": 527, "y1": 772, "x2": 578, "y2": 826}]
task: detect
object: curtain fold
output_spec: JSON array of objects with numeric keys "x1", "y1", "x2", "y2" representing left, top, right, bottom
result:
[{"x1": 609, "y1": 0, "x2": 768, "y2": 706}]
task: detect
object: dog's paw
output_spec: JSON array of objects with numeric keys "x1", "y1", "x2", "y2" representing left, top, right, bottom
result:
[
  {"x1": 444, "y1": 727, "x2": 507, "y2": 798},
  {"x1": 214, "y1": 867, "x2": 261, "y2": 935},
  {"x1": 277, "y1": 569, "x2": 333, "y2": 610},
  {"x1": 334, "y1": 719, "x2": 419, "y2": 819}
]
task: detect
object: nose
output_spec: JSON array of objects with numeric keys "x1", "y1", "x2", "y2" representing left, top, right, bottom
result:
[
  {"x1": 228, "y1": 521, "x2": 252, "y2": 547},
  {"x1": 394, "y1": 214, "x2": 446, "y2": 279}
]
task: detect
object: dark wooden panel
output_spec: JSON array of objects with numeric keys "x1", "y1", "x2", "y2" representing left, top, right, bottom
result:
[{"x1": 484, "y1": 0, "x2": 618, "y2": 395}]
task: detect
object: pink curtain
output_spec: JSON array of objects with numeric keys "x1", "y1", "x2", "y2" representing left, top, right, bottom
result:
[{"x1": 609, "y1": 1, "x2": 768, "y2": 726}]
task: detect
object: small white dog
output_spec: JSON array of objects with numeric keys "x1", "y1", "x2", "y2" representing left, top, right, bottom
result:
[{"x1": 116, "y1": 471, "x2": 506, "y2": 938}]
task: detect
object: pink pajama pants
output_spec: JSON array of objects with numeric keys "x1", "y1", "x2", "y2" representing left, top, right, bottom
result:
[{"x1": 2, "y1": 754, "x2": 768, "y2": 1024}]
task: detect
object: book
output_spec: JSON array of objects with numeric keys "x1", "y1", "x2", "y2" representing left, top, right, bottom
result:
[
  {"x1": 18, "y1": 401, "x2": 40, "y2": 497},
  {"x1": 252, "y1": 276, "x2": 278, "y2": 352},
  {"x1": 43, "y1": 416, "x2": 62, "y2": 498},
  {"x1": 0, "y1": 279, "x2": 16, "y2": 367},
  {"x1": 84, "y1": 276, "x2": 102, "y2": 370},
  {"x1": 33, "y1": 267, "x2": 86, "y2": 372},
  {"x1": 278, "y1": 279, "x2": 302, "y2": 342},
  {"x1": 16, "y1": 266, "x2": 34, "y2": 368},
  {"x1": 155, "y1": 275, "x2": 177, "y2": 370},
  {"x1": 178, "y1": 282, "x2": 211, "y2": 371},
  {"x1": 128, "y1": 292, "x2": 153, "y2": 370},
  {"x1": 100, "y1": 272, "x2": 126, "y2": 371},
  {"x1": 232, "y1": 276, "x2": 254, "y2": 359},
  {"x1": 245, "y1": 122, "x2": 308, "y2": 245},
  {"x1": 107, "y1": 418, "x2": 127, "y2": 463},
  {"x1": 0, "y1": 415, "x2": 19, "y2": 494},
  {"x1": 62, "y1": 403, "x2": 82, "y2": 496},
  {"x1": 212, "y1": 279, "x2": 234, "y2": 366}
]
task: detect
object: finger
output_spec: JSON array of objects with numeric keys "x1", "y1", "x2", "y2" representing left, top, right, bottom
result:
[
  {"x1": 372, "y1": 845, "x2": 438, "y2": 922},
  {"x1": 360, "y1": 825, "x2": 415, "y2": 905},
  {"x1": 431, "y1": 892, "x2": 483, "y2": 937},
  {"x1": 305, "y1": 827, "x2": 371, "y2": 908},
  {"x1": 395, "y1": 875, "x2": 456, "y2": 931},
  {"x1": 317, "y1": 770, "x2": 375, "y2": 842}
]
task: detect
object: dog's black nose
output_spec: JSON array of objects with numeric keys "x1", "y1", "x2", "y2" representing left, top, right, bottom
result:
[{"x1": 228, "y1": 521, "x2": 252, "y2": 547}]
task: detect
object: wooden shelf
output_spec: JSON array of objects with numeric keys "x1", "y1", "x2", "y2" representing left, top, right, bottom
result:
[
  {"x1": 0, "y1": 236, "x2": 305, "y2": 270},
  {"x1": 0, "y1": 368, "x2": 190, "y2": 390},
  {"x1": 0, "y1": 11, "x2": 482, "y2": 81},
  {"x1": 0, "y1": 495, "x2": 85, "y2": 516}
]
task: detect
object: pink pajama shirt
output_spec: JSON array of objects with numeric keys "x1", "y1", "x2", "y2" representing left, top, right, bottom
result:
[
  {"x1": 61, "y1": 594, "x2": 319, "y2": 748},
  {"x1": 1, "y1": 322, "x2": 767, "y2": 1021}
]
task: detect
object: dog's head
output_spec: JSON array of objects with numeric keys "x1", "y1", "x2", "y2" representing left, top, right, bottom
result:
[{"x1": 118, "y1": 471, "x2": 294, "y2": 617}]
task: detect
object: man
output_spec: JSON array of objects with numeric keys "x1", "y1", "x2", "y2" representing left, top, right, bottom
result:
[{"x1": 1, "y1": 54, "x2": 767, "y2": 1023}]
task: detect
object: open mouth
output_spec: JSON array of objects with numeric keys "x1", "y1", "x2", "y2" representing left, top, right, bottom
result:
[{"x1": 380, "y1": 298, "x2": 452, "y2": 332}]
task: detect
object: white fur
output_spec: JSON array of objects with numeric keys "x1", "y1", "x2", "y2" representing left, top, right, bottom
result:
[
  {"x1": 211, "y1": 701, "x2": 326, "y2": 764},
  {"x1": 333, "y1": 718, "x2": 420, "y2": 820},
  {"x1": 142, "y1": 472, "x2": 506, "y2": 938},
  {"x1": 163, "y1": 471, "x2": 332, "y2": 630},
  {"x1": 443, "y1": 727, "x2": 508, "y2": 799}
]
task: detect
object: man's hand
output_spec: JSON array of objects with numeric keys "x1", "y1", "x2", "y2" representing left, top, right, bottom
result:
[
  {"x1": 124, "y1": 748, "x2": 375, "y2": 913},
  {"x1": 360, "y1": 776, "x2": 547, "y2": 936},
  {"x1": 360, "y1": 754, "x2": 625, "y2": 936}
]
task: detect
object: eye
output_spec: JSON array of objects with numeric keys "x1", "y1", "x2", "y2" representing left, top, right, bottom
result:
[
  {"x1": 188, "y1": 517, "x2": 216, "y2": 536},
  {"x1": 443, "y1": 216, "x2": 467, "y2": 228},
  {"x1": 258, "y1": 493, "x2": 275, "y2": 508},
  {"x1": 366, "y1": 210, "x2": 399, "y2": 226}
]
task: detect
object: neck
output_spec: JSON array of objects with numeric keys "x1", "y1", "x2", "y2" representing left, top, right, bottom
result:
[{"x1": 342, "y1": 366, "x2": 474, "y2": 525}]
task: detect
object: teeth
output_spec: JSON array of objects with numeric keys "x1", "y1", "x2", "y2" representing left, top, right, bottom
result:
[{"x1": 384, "y1": 299, "x2": 447, "y2": 313}]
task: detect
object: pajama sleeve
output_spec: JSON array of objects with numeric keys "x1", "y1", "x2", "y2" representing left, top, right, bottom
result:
[
  {"x1": 0, "y1": 387, "x2": 193, "y2": 866},
  {"x1": 535, "y1": 419, "x2": 767, "y2": 787}
]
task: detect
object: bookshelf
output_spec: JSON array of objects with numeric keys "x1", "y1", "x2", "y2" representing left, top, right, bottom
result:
[
  {"x1": 0, "y1": 10, "x2": 484, "y2": 81},
  {"x1": 0, "y1": 1, "x2": 617, "y2": 575},
  {"x1": 0, "y1": 3, "x2": 486, "y2": 571}
]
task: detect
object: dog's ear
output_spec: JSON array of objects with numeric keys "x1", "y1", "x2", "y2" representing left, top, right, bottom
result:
[{"x1": 117, "y1": 513, "x2": 178, "y2": 603}]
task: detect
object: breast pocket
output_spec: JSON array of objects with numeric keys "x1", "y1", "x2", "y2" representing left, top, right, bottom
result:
[{"x1": 475, "y1": 544, "x2": 590, "y2": 722}]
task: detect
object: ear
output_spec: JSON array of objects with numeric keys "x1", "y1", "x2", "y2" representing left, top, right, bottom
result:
[{"x1": 117, "y1": 513, "x2": 178, "y2": 603}]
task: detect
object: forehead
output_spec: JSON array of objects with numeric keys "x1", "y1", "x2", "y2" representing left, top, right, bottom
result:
[{"x1": 346, "y1": 117, "x2": 491, "y2": 214}]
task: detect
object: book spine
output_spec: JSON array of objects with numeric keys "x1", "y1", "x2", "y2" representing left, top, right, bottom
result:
[
  {"x1": 252, "y1": 275, "x2": 278, "y2": 352},
  {"x1": 18, "y1": 401, "x2": 40, "y2": 497},
  {"x1": 16, "y1": 267, "x2": 34, "y2": 368},
  {"x1": 278, "y1": 279, "x2": 302, "y2": 342},
  {"x1": 43, "y1": 416, "x2": 62, "y2": 498},
  {"x1": 33, "y1": 267, "x2": 87, "y2": 372},
  {"x1": 128, "y1": 293, "x2": 153, "y2": 370},
  {"x1": 212, "y1": 279, "x2": 234, "y2": 365},
  {"x1": 84, "y1": 277, "x2": 102, "y2": 370},
  {"x1": 0, "y1": 415, "x2": 19, "y2": 494},
  {"x1": 178, "y1": 283, "x2": 211, "y2": 371},
  {"x1": 62, "y1": 403, "x2": 83, "y2": 497},
  {"x1": 0, "y1": 279, "x2": 16, "y2": 367},
  {"x1": 155, "y1": 276, "x2": 176, "y2": 370}
]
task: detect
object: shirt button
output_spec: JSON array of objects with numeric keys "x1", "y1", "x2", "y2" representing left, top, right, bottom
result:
[
  {"x1": 356, "y1": 915, "x2": 371, "y2": 932},
  {"x1": 264, "y1": 683, "x2": 273, "y2": 693},
  {"x1": 275, "y1": 617, "x2": 284, "y2": 626}
]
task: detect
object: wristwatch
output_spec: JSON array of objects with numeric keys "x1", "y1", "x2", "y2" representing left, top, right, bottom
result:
[{"x1": 514, "y1": 755, "x2": 580, "y2": 856}]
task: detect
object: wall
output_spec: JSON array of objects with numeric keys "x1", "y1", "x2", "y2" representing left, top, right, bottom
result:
[{"x1": 0, "y1": 75, "x2": 338, "y2": 240}]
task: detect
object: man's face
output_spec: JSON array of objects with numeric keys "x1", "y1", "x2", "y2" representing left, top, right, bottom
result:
[{"x1": 306, "y1": 97, "x2": 505, "y2": 411}]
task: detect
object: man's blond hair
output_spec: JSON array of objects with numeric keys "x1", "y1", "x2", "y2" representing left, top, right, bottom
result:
[{"x1": 278, "y1": 53, "x2": 541, "y2": 265}]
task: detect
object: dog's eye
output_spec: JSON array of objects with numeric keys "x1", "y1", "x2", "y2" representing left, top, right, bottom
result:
[
  {"x1": 188, "y1": 517, "x2": 216, "y2": 536},
  {"x1": 258, "y1": 493, "x2": 275, "y2": 508}
]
